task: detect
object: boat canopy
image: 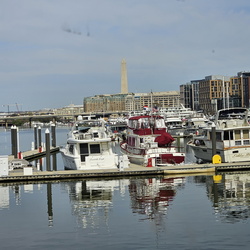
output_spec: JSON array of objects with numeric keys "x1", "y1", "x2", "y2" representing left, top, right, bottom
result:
[
  {"x1": 154, "y1": 132, "x2": 175, "y2": 147},
  {"x1": 129, "y1": 115, "x2": 164, "y2": 120},
  {"x1": 128, "y1": 115, "x2": 165, "y2": 130},
  {"x1": 216, "y1": 108, "x2": 247, "y2": 120}
]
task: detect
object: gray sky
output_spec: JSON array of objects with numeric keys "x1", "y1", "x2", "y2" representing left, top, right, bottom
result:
[{"x1": 1, "y1": 0, "x2": 250, "y2": 111}]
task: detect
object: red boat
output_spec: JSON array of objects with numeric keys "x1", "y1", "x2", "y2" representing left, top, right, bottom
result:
[{"x1": 120, "y1": 115, "x2": 185, "y2": 166}]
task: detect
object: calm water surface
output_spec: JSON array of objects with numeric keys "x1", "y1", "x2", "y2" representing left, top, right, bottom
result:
[{"x1": 1, "y1": 128, "x2": 250, "y2": 249}]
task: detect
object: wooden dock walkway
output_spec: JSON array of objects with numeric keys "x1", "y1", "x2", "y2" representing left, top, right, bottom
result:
[
  {"x1": 2, "y1": 148, "x2": 250, "y2": 183},
  {"x1": 0, "y1": 163, "x2": 216, "y2": 183},
  {"x1": 8, "y1": 147, "x2": 60, "y2": 161},
  {"x1": 1, "y1": 160, "x2": 250, "y2": 183}
]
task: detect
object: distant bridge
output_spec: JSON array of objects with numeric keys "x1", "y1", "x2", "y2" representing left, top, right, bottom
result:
[{"x1": 0, "y1": 111, "x2": 128, "y2": 128}]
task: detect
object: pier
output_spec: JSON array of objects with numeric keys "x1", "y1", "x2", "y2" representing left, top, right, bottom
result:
[
  {"x1": 1, "y1": 157, "x2": 250, "y2": 183},
  {"x1": 2, "y1": 122, "x2": 250, "y2": 183},
  {"x1": 0, "y1": 162, "x2": 214, "y2": 183},
  {"x1": 8, "y1": 147, "x2": 60, "y2": 161}
]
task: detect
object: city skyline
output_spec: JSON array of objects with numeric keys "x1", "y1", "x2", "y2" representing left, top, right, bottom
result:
[{"x1": 1, "y1": 0, "x2": 250, "y2": 111}]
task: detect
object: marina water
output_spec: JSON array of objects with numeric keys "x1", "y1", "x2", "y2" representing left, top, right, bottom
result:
[{"x1": 1, "y1": 128, "x2": 250, "y2": 249}]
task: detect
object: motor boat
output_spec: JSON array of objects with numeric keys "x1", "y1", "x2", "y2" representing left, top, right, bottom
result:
[
  {"x1": 60, "y1": 116, "x2": 129, "y2": 170},
  {"x1": 120, "y1": 115, "x2": 185, "y2": 166},
  {"x1": 188, "y1": 108, "x2": 250, "y2": 163}
]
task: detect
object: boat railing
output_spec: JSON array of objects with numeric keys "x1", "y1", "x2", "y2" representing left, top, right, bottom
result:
[
  {"x1": 120, "y1": 142, "x2": 146, "y2": 155},
  {"x1": 75, "y1": 132, "x2": 106, "y2": 140}
]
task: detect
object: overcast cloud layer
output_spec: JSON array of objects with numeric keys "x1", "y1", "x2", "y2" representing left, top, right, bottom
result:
[{"x1": 1, "y1": 0, "x2": 250, "y2": 111}]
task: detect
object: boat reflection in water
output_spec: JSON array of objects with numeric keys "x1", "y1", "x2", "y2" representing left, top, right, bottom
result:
[
  {"x1": 61, "y1": 176, "x2": 186, "y2": 230},
  {"x1": 2, "y1": 171, "x2": 250, "y2": 250},
  {"x1": 207, "y1": 172, "x2": 250, "y2": 223},
  {"x1": 61, "y1": 179, "x2": 129, "y2": 229},
  {"x1": 0, "y1": 172, "x2": 250, "y2": 228},
  {"x1": 61, "y1": 172, "x2": 250, "y2": 229},
  {"x1": 129, "y1": 177, "x2": 185, "y2": 220}
]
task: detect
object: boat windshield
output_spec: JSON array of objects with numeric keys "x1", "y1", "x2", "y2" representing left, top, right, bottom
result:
[
  {"x1": 75, "y1": 120, "x2": 103, "y2": 131},
  {"x1": 217, "y1": 108, "x2": 247, "y2": 120},
  {"x1": 128, "y1": 116, "x2": 165, "y2": 129}
]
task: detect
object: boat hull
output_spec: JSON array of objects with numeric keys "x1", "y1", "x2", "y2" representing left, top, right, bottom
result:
[
  {"x1": 60, "y1": 150, "x2": 119, "y2": 170},
  {"x1": 120, "y1": 143, "x2": 185, "y2": 166},
  {"x1": 188, "y1": 144, "x2": 250, "y2": 163}
]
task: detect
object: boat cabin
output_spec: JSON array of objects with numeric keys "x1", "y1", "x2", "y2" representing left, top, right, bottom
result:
[{"x1": 128, "y1": 115, "x2": 166, "y2": 135}]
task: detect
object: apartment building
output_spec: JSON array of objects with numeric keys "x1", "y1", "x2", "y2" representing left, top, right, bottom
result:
[{"x1": 84, "y1": 91, "x2": 180, "y2": 113}]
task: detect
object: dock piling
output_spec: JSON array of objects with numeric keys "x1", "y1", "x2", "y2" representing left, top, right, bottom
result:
[
  {"x1": 51, "y1": 123, "x2": 56, "y2": 147},
  {"x1": 11, "y1": 125, "x2": 18, "y2": 158},
  {"x1": 211, "y1": 122, "x2": 216, "y2": 159},
  {"x1": 38, "y1": 126, "x2": 42, "y2": 150},
  {"x1": 45, "y1": 129, "x2": 51, "y2": 171},
  {"x1": 34, "y1": 125, "x2": 38, "y2": 150}
]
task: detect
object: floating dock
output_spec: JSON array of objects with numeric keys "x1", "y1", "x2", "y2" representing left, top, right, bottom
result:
[
  {"x1": 0, "y1": 163, "x2": 216, "y2": 183},
  {"x1": 1, "y1": 160, "x2": 250, "y2": 183},
  {"x1": 1, "y1": 148, "x2": 250, "y2": 183},
  {"x1": 8, "y1": 147, "x2": 60, "y2": 161}
]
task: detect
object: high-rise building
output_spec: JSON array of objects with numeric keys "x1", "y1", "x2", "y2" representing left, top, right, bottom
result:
[
  {"x1": 237, "y1": 72, "x2": 250, "y2": 108},
  {"x1": 180, "y1": 83, "x2": 192, "y2": 109},
  {"x1": 199, "y1": 75, "x2": 232, "y2": 114}
]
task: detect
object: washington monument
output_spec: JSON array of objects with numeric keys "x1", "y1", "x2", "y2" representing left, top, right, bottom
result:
[{"x1": 121, "y1": 59, "x2": 128, "y2": 94}]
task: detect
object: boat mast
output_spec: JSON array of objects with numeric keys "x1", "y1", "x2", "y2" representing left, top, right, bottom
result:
[
  {"x1": 223, "y1": 76, "x2": 226, "y2": 109},
  {"x1": 150, "y1": 91, "x2": 154, "y2": 134}
]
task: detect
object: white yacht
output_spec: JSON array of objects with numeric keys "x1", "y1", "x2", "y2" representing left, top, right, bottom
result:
[
  {"x1": 183, "y1": 114, "x2": 209, "y2": 136},
  {"x1": 188, "y1": 108, "x2": 250, "y2": 163},
  {"x1": 158, "y1": 104, "x2": 195, "y2": 118},
  {"x1": 165, "y1": 116, "x2": 185, "y2": 136},
  {"x1": 60, "y1": 116, "x2": 128, "y2": 170}
]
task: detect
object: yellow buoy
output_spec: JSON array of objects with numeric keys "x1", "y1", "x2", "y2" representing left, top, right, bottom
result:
[
  {"x1": 213, "y1": 175, "x2": 222, "y2": 183},
  {"x1": 212, "y1": 154, "x2": 221, "y2": 164}
]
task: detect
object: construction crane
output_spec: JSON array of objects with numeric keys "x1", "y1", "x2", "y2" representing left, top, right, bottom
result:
[{"x1": 2, "y1": 103, "x2": 22, "y2": 113}]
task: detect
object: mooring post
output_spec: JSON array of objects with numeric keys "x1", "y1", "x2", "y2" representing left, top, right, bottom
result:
[
  {"x1": 11, "y1": 125, "x2": 18, "y2": 158},
  {"x1": 11, "y1": 125, "x2": 14, "y2": 155},
  {"x1": 38, "y1": 126, "x2": 42, "y2": 151},
  {"x1": 45, "y1": 129, "x2": 51, "y2": 171},
  {"x1": 34, "y1": 125, "x2": 38, "y2": 150},
  {"x1": 52, "y1": 154, "x2": 57, "y2": 171},
  {"x1": 51, "y1": 123, "x2": 56, "y2": 147},
  {"x1": 211, "y1": 122, "x2": 216, "y2": 159}
]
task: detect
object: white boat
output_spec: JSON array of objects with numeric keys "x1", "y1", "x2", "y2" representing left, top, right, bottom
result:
[
  {"x1": 165, "y1": 116, "x2": 185, "y2": 136},
  {"x1": 188, "y1": 108, "x2": 250, "y2": 163},
  {"x1": 9, "y1": 159, "x2": 31, "y2": 170},
  {"x1": 120, "y1": 115, "x2": 185, "y2": 166},
  {"x1": 158, "y1": 104, "x2": 195, "y2": 118},
  {"x1": 60, "y1": 116, "x2": 128, "y2": 170},
  {"x1": 106, "y1": 117, "x2": 127, "y2": 140},
  {"x1": 183, "y1": 115, "x2": 209, "y2": 136}
]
